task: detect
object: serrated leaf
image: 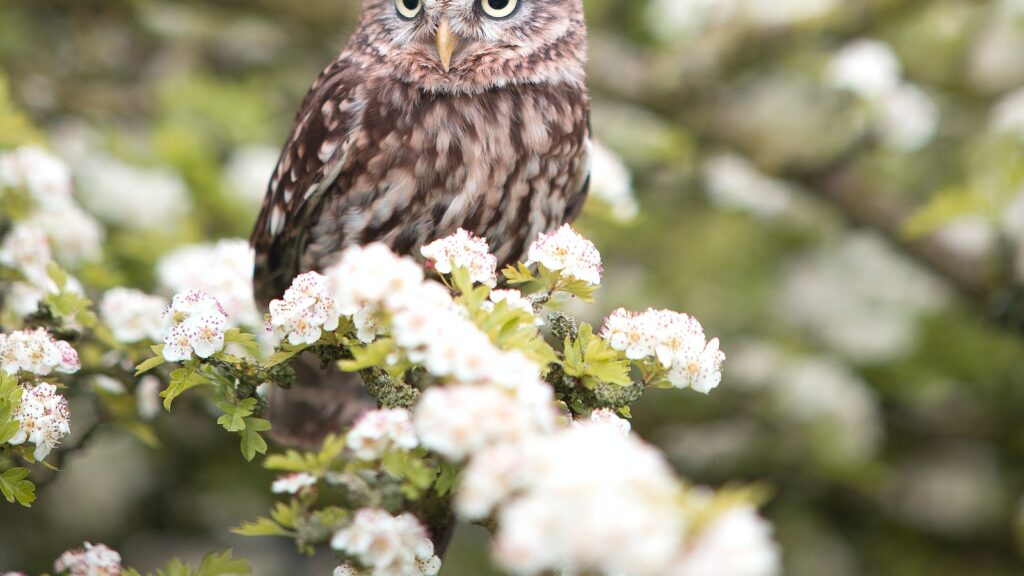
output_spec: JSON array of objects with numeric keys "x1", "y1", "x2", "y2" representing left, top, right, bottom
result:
[
  {"x1": 240, "y1": 417, "x2": 271, "y2": 461},
  {"x1": 161, "y1": 367, "x2": 209, "y2": 411},
  {"x1": 0, "y1": 419, "x2": 20, "y2": 445},
  {"x1": 224, "y1": 329, "x2": 262, "y2": 358},
  {"x1": 136, "y1": 349, "x2": 167, "y2": 376},
  {"x1": 266, "y1": 345, "x2": 306, "y2": 368},
  {"x1": 339, "y1": 339, "x2": 394, "y2": 372},
  {"x1": 502, "y1": 263, "x2": 536, "y2": 284},
  {"x1": 0, "y1": 467, "x2": 35, "y2": 507},
  {"x1": 232, "y1": 517, "x2": 293, "y2": 537},
  {"x1": 195, "y1": 549, "x2": 251, "y2": 576},
  {"x1": 156, "y1": 558, "x2": 191, "y2": 576},
  {"x1": 46, "y1": 261, "x2": 68, "y2": 291}
]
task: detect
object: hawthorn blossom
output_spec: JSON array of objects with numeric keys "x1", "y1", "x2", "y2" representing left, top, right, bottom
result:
[
  {"x1": 99, "y1": 288, "x2": 167, "y2": 344},
  {"x1": 0, "y1": 146, "x2": 74, "y2": 210},
  {"x1": 160, "y1": 290, "x2": 229, "y2": 361},
  {"x1": 671, "y1": 506, "x2": 781, "y2": 576},
  {"x1": 157, "y1": 239, "x2": 260, "y2": 328},
  {"x1": 75, "y1": 153, "x2": 191, "y2": 230},
  {"x1": 587, "y1": 408, "x2": 632, "y2": 436},
  {"x1": 271, "y1": 472, "x2": 318, "y2": 495},
  {"x1": 526, "y1": 224, "x2": 603, "y2": 286},
  {"x1": 0, "y1": 224, "x2": 52, "y2": 287},
  {"x1": 414, "y1": 383, "x2": 553, "y2": 461},
  {"x1": 8, "y1": 383, "x2": 71, "y2": 460},
  {"x1": 347, "y1": 408, "x2": 418, "y2": 460},
  {"x1": 0, "y1": 328, "x2": 80, "y2": 376},
  {"x1": 53, "y1": 542, "x2": 122, "y2": 576},
  {"x1": 421, "y1": 228, "x2": 498, "y2": 286},
  {"x1": 26, "y1": 205, "x2": 104, "y2": 266},
  {"x1": 325, "y1": 243, "x2": 426, "y2": 315},
  {"x1": 268, "y1": 271, "x2": 341, "y2": 346},
  {"x1": 330, "y1": 509, "x2": 442, "y2": 576},
  {"x1": 826, "y1": 39, "x2": 902, "y2": 101},
  {"x1": 456, "y1": 443, "x2": 527, "y2": 521},
  {"x1": 491, "y1": 424, "x2": 685, "y2": 576},
  {"x1": 601, "y1": 308, "x2": 726, "y2": 393},
  {"x1": 352, "y1": 305, "x2": 385, "y2": 344}
]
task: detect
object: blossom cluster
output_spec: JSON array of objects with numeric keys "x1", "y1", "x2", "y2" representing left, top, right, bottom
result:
[
  {"x1": 160, "y1": 290, "x2": 229, "y2": 362},
  {"x1": 271, "y1": 472, "x2": 318, "y2": 495},
  {"x1": 7, "y1": 383, "x2": 71, "y2": 460},
  {"x1": 526, "y1": 224, "x2": 604, "y2": 286},
  {"x1": 268, "y1": 271, "x2": 341, "y2": 346},
  {"x1": 0, "y1": 328, "x2": 80, "y2": 376},
  {"x1": 53, "y1": 542, "x2": 122, "y2": 576},
  {"x1": 601, "y1": 308, "x2": 725, "y2": 393},
  {"x1": 99, "y1": 287, "x2": 167, "y2": 344},
  {"x1": 420, "y1": 228, "x2": 497, "y2": 286},
  {"x1": 157, "y1": 239, "x2": 261, "y2": 329},
  {"x1": 0, "y1": 146, "x2": 104, "y2": 268},
  {"x1": 331, "y1": 509, "x2": 442, "y2": 576},
  {"x1": 346, "y1": 408, "x2": 418, "y2": 460}
]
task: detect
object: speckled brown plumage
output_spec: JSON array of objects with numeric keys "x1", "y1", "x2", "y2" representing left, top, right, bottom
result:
[{"x1": 251, "y1": 0, "x2": 590, "y2": 449}]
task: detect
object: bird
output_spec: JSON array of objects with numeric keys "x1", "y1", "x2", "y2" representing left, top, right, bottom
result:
[{"x1": 250, "y1": 0, "x2": 591, "y2": 450}]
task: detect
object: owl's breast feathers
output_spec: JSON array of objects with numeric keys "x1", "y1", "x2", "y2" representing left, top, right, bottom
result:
[{"x1": 252, "y1": 56, "x2": 591, "y2": 308}]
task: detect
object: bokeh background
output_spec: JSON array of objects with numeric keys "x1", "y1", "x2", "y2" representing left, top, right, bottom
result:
[{"x1": 2, "y1": 0, "x2": 1024, "y2": 574}]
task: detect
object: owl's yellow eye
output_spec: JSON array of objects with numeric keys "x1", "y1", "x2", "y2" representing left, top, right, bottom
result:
[
  {"x1": 479, "y1": 0, "x2": 519, "y2": 19},
  {"x1": 396, "y1": 0, "x2": 422, "y2": 20}
]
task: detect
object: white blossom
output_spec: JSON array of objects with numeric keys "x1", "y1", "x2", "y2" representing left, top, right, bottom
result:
[
  {"x1": 325, "y1": 243, "x2": 426, "y2": 315},
  {"x1": 0, "y1": 223, "x2": 52, "y2": 287},
  {"x1": 414, "y1": 383, "x2": 553, "y2": 461},
  {"x1": 0, "y1": 328, "x2": 80, "y2": 376},
  {"x1": 26, "y1": 204, "x2": 104, "y2": 266},
  {"x1": 588, "y1": 142, "x2": 639, "y2": 222},
  {"x1": 271, "y1": 472, "x2": 318, "y2": 495},
  {"x1": 587, "y1": 408, "x2": 631, "y2": 436},
  {"x1": 420, "y1": 228, "x2": 498, "y2": 286},
  {"x1": 456, "y1": 443, "x2": 528, "y2": 521},
  {"x1": 601, "y1": 308, "x2": 725, "y2": 393},
  {"x1": 160, "y1": 290, "x2": 229, "y2": 361},
  {"x1": 8, "y1": 383, "x2": 71, "y2": 461},
  {"x1": 268, "y1": 271, "x2": 341, "y2": 346},
  {"x1": 4, "y1": 275, "x2": 84, "y2": 320},
  {"x1": 826, "y1": 39, "x2": 903, "y2": 101},
  {"x1": 331, "y1": 509, "x2": 442, "y2": 576},
  {"x1": 157, "y1": 239, "x2": 261, "y2": 328},
  {"x1": 0, "y1": 146, "x2": 74, "y2": 210},
  {"x1": 491, "y1": 424, "x2": 685, "y2": 576},
  {"x1": 136, "y1": 375, "x2": 161, "y2": 421},
  {"x1": 347, "y1": 408, "x2": 418, "y2": 460},
  {"x1": 99, "y1": 288, "x2": 167, "y2": 344},
  {"x1": 877, "y1": 83, "x2": 940, "y2": 152},
  {"x1": 990, "y1": 86, "x2": 1024, "y2": 139},
  {"x1": 54, "y1": 542, "x2": 122, "y2": 576},
  {"x1": 704, "y1": 153, "x2": 794, "y2": 218},
  {"x1": 671, "y1": 506, "x2": 781, "y2": 576},
  {"x1": 526, "y1": 225, "x2": 603, "y2": 286},
  {"x1": 75, "y1": 153, "x2": 191, "y2": 230}
]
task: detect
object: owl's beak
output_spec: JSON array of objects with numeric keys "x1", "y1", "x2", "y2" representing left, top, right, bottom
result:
[{"x1": 435, "y1": 19, "x2": 459, "y2": 72}]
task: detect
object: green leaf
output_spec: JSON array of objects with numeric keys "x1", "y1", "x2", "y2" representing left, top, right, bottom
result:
[
  {"x1": 0, "y1": 419, "x2": 19, "y2": 445},
  {"x1": 903, "y1": 187, "x2": 989, "y2": 239},
  {"x1": 502, "y1": 262, "x2": 536, "y2": 284},
  {"x1": 266, "y1": 345, "x2": 307, "y2": 368},
  {"x1": 156, "y1": 559, "x2": 192, "y2": 576},
  {"x1": 135, "y1": 347, "x2": 167, "y2": 376},
  {"x1": 232, "y1": 517, "x2": 294, "y2": 537},
  {"x1": 216, "y1": 399, "x2": 257, "y2": 432},
  {"x1": 435, "y1": 462, "x2": 459, "y2": 497},
  {"x1": 46, "y1": 261, "x2": 69, "y2": 291},
  {"x1": 240, "y1": 417, "x2": 271, "y2": 461},
  {"x1": 556, "y1": 278, "x2": 599, "y2": 303},
  {"x1": 195, "y1": 549, "x2": 252, "y2": 576},
  {"x1": 0, "y1": 467, "x2": 36, "y2": 507},
  {"x1": 224, "y1": 329, "x2": 262, "y2": 358},
  {"x1": 339, "y1": 339, "x2": 395, "y2": 372},
  {"x1": 160, "y1": 365, "x2": 209, "y2": 411}
]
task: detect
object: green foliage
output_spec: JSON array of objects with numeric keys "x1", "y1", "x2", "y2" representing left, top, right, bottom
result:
[
  {"x1": 0, "y1": 467, "x2": 35, "y2": 507},
  {"x1": 562, "y1": 323, "x2": 633, "y2": 388},
  {"x1": 161, "y1": 363, "x2": 210, "y2": 411},
  {"x1": 0, "y1": 75, "x2": 42, "y2": 147},
  {"x1": 123, "y1": 549, "x2": 252, "y2": 576}
]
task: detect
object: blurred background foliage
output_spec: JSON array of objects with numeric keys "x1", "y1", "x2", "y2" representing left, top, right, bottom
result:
[{"x1": 2, "y1": 0, "x2": 1024, "y2": 574}]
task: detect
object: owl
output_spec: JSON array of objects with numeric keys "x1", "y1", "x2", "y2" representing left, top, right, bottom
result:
[{"x1": 251, "y1": 0, "x2": 591, "y2": 447}]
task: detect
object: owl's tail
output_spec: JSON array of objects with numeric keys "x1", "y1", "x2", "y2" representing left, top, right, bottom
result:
[{"x1": 266, "y1": 352, "x2": 377, "y2": 450}]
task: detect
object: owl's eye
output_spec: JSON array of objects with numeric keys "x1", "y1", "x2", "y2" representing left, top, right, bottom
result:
[
  {"x1": 479, "y1": 0, "x2": 520, "y2": 19},
  {"x1": 396, "y1": 0, "x2": 422, "y2": 20}
]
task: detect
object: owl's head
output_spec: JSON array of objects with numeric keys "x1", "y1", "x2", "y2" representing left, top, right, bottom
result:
[{"x1": 355, "y1": 0, "x2": 587, "y2": 94}]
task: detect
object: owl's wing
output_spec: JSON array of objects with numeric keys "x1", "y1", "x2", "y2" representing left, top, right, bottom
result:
[{"x1": 251, "y1": 58, "x2": 362, "y2": 308}]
